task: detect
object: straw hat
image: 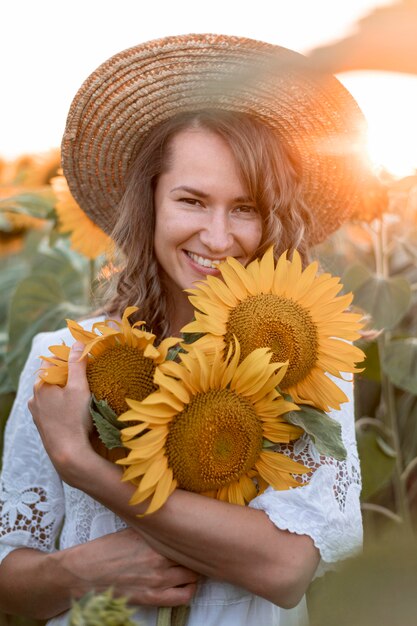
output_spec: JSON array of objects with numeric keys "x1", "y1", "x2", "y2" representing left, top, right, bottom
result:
[{"x1": 62, "y1": 33, "x2": 383, "y2": 245}]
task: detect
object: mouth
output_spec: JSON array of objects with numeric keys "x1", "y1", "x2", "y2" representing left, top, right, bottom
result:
[{"x1": 185, "y1": 251, "x2": 225, "y2": 270}]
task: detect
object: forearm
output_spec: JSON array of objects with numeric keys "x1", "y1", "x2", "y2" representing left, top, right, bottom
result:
[
  {"x1": 63, "y1": 449, "x2": 319, "y2": 607},
  {"x1": 138, "y1": 490, "x2": 318, "y2": 607},
  {"x1": 0, "y1": 547, "x2": 77, "y2": 619}
]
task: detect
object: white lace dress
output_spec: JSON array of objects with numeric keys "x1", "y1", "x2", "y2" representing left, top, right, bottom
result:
[{"x1": 0, "y1": 320, "x2": 363, "y2": 626}]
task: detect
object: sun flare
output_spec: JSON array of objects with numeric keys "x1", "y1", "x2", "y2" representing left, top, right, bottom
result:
[{"x1": 339, "y1": 72, "x2": 417, "y2": 178}]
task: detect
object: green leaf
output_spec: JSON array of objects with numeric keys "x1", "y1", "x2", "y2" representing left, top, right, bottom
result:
[
  {"x1": 89, "y1": 396, "x2": 124, "y2": 450},
  {"x1": 356, "y1": 425, "x2": 396, "y2": 501},
  {"x1": 0, "y1": 392, "x2": 16, "y2": 465},
  {"x1": 342, "y1": 263, "x2": 412, "y2": 329},
  {"x1": 397, "y1": 393, "x2": 417, "y2": 466},
  {"x1": 357, "y1": 340, "x2": 381, "y2": 383},
  {"x1": 283, "y1": 405, "x2": 347, "y2": 460},
  {"x1": 262, "y1": 438, "x2": 277, "y2": 449},
  {"x1": 341, "y1": 263, "x2": 373, "y2": 293},
  {"x1": 180, "y1": 331, "x2": 206, "y2": 345},
  {"x1": 382, "y1": 338, "x2": 417, "y2": 394},
  {"x1": 7, "y1": 273, "x2": 89, "y2": 386},
  {"x1": 0, "y1": 255, "x2": 30, "y2": 328},
  {"x1": 166, "y1": 344, "x2": 185, "y2": 361},
  {"x1": 31, "y1": 240, "x2": 91, "y2": 300},
  {"x1": 90, "y1": 395, "x2": 121, "y2": 429},
  {"x1": 0, "y1": 190, "x2": 56, "y2": 219},
  {"x1": 354, "y1": 275, "x2": 411, "y2": 330},
  {"x1": 0, "y1": 332, "x2": 15, "y2": 394},
  {"x1": 90, "y1": 407, "x2": 123, "y2": 450}
]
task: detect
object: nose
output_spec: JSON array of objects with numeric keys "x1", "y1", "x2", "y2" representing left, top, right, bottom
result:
[{"x1": 199, "y1": 209, "x2": 233, "y2": 253}]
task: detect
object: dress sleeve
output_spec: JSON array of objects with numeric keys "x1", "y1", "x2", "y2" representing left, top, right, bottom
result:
[
  {"x1": 249, "y1": 375, "x2": 362, "y2": 575},
  {"x1": 0, "y1": 332, "x2": 65, "y2": 564}
]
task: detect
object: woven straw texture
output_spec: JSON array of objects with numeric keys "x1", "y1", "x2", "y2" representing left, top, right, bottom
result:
[{"x1": 62, "y1": 33, "x2": 381, "y2": 244}]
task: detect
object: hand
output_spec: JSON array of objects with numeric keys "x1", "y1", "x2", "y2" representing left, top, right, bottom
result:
[
  {"x1": 29, "y1": 342, "x2": 93, "y2": 471},
  {"x1": 63, "y1": 528, "x2": 200, "y2": 606}
]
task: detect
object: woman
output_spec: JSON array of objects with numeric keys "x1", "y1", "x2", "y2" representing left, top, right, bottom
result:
[{"x1": 0, "y1": 34, "x2": 376, "y2": 625}]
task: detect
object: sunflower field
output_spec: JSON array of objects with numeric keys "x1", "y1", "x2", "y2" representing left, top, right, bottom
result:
[{"x1": 1, "y1": 151, "x2": 417, "y2": 624}]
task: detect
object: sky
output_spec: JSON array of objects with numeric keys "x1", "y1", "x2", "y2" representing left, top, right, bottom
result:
[{"x1": 3, "y1": 0, "x2": 416, "y2": 176}]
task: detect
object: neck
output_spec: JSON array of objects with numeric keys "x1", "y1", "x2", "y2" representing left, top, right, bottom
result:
[{"x1": 168, "y1": 294, "x2": 194, "y2": 337}]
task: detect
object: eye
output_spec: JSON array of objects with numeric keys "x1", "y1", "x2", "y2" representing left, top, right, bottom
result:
[
  {"x1": 234, "y1": 205, "x2": 258, "y2": 216},
  {"x1": 179, "y1": 197, "x2": 203, "y2": 207}
]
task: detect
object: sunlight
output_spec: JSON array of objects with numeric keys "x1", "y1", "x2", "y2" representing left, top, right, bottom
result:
[{"x1": 339, "y1": 71, "x2": 417, "y2": 178}]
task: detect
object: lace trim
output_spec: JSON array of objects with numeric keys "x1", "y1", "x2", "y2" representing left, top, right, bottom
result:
[
  {"x1": 0, "y1": 483, "x2": 57, "y2": 552},
  {"x1": 275, "y1": 434, "x2": 361, "y2": 512}
]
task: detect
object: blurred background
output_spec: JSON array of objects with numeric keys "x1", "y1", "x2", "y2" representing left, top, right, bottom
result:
[
  {"x1": 2, "y1": 0, "x2": 417, "y2": 175},
  {"x1": 1, "y1": 1, "x2": 417, "y2": 624}
]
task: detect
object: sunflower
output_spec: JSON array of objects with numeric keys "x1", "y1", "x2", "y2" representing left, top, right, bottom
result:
[
  {"x1": 40, "y1": 306, "x2": 180, "y2": 415},
  {"x1": 51, "y1": 174, "x2": 113, "y2": 259},
  {"x1": 40, "y1": 307, "x2": 180, "y2": 462},
  {"x1": 117, "y1": 342, "x2": 307, "y2": 515},
  {"x1": 0, "y1": 149, "x2": 60, "y2": 188},
  {"x1": 181, "y1": 247, "x2": 365, "y2": 412}
]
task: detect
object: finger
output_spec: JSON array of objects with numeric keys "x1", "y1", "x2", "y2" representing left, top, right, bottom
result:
[
  {"x1": 158, "y1": 582, "x2": 198, "y2": 606},
  {"x1": 163, "y1": 565, "x2": 201, "y2": 588},
  {"x1": 130, "y1": 582, "x2": 198, "y2": 606},
  {"x1": 66, "y1": 341, "x2": 89, "y2": 390}
]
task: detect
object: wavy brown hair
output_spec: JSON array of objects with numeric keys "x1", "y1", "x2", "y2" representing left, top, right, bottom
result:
[{"x1": 106, "y1": 110, "x2": 316, "y2": 339}]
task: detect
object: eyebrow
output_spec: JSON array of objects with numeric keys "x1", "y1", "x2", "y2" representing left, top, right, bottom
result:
[{"x1": 170, "y1": 185, "x2": 253, "y2": 203}]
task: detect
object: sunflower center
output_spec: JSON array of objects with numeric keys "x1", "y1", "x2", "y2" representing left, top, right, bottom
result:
[
  {"x1": 224, "y1": 293, "x2": 318, "y2": 388},
  {"x1": 165, "y1": 389, "x2": 263, "y2": 492},
  {"x1": 86, "y1": 344, "x2": 157, "y2": 415}
]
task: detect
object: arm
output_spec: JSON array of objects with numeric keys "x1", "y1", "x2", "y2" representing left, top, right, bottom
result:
[
  {"x1": 30, "y1": 343, "x2": 320, "y2": 609},
  {"x1": 57, "y1": 453, "x2": 318, "y2": 608},
  {"x1": 0, "y1": 329, "x2": 198, "y2": 619},
  {"x1": 0, "y1": 530, "x2": 198, "y2": 620}
]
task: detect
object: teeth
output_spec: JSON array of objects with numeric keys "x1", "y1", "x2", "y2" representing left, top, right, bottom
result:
[{"x1": 187, "y1": 252, "x2": 223, "y2": 269}]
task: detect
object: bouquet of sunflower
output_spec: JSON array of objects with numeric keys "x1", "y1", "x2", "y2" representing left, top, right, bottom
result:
[
  {"x1": 115, "y1": 247, "x2": 364, "y2": 515},
  {"x1": 40, "y1": 248, "x2": 365, "y2": 512}
]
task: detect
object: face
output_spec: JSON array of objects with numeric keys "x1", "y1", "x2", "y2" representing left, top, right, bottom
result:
[{"x1": 154, "y1": 128, "x2": 263, "y2": 302}]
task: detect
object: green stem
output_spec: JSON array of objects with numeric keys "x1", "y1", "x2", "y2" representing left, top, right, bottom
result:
[
  {"x1": 156, "y1": 607, "x2": 172, "y2": 626},
  {"x1": 89, "y1": 258, "x2": 96, "y2": 307},
  {"x1": 377, "y1": 335, "x2": 412, "y2": 529},
  {"x1": 373, "y1": 217, "x2": 412, "y2": 530},
  {"x1": 156, "y1": 605, "x2": 190, "y2": 626},
  {"x1": 361, "y1": 502, "x2": 402, "y2": 525},
  {"x1": 172, "y1": 605, "x2": 190, "y2": 626}
]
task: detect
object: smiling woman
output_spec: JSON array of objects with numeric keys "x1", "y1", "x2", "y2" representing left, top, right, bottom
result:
[{"x1": 0, "y1": 33, "x2": 380, "y2": 626}]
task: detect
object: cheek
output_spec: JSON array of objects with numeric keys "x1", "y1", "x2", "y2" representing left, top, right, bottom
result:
[
  {"x1": 154, "y1": 212, "x2": 190, "y2": 253},
  {"x1": 244, "y1": 219, "x2": 263, "y2": 253}
]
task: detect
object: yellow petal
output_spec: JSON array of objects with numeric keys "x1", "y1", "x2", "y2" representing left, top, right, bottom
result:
[
  {"x1": 38, "y1": 367, "x2": 67, "y2": 386},
  {"x1": 143, "y1": 468, "x2": 177, "y2": 515},
  {"x1": 227, "y1": 481, "x2": 245, "y2": 505},
  {"x1": 226, "y1": 256, "x2": 258, "y2": 295},
  {"x1": 238, "y1": 474, "x2": 257, "y2": 503},
  {"x1": 205, "y1": 274, "x2": 239, "y2": 307},
  {"x1": 219, "y1": 262, "x2": 249, "y2": 300},
  {"x1": 154, "y1": 368, "x2": 190, "y2": 404},
  {"x1": 272, "y1": 251, "x2": 290, "y2": 294},
  {"x1": 258, "y1": 245, "x2": 275, "y2": 293},
  {"x1": 138, "y1": 455, "x2": 168, "y2": 492}
]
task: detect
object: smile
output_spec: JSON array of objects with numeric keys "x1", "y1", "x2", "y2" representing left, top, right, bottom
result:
[{"x1": 186, "y1": 251, "x2": 224, "y2": 269}]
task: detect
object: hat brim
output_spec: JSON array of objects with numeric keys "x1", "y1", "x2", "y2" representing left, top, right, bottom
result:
[{"x1": 62, "y1": 33, "x2": 380, "y2": 244}]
